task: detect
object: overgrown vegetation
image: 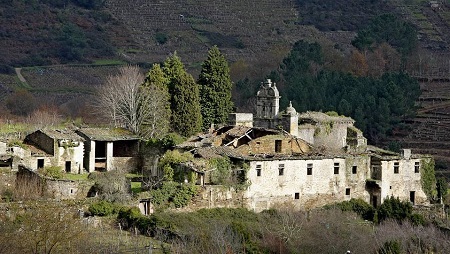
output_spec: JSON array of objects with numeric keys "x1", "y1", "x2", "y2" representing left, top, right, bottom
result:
[
  {"x1": 332, "y1": 197, "x2": 425, "y2": 226},
  {"x1": 116, "y1": 206, "x2": 449, "y2": 253},
  {"x1": 421, "y1": 158, "x2": 437, "y2": 200},
  {"x1": 266, "y1": 40, "x2": 420, "y2": 144}
]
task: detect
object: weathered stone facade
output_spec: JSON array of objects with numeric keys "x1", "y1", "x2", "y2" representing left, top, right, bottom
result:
[
  {"x1": 15, "y1": 165, "x2": 94, "y2": 200},
  {"x1": 23, "y1": 130, "x2": 84, "y2": 173},
  {"x1": 179, "y1": 79, "x2": 431, "y2": 212}
]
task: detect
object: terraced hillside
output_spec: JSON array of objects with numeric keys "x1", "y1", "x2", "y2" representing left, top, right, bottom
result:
[{"x1": 105, "y1": 0, "x2": 304, "y2": 71}]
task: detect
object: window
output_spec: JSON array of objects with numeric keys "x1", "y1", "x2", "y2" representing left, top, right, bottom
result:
[
  {"x1": 345, "y1": 188, "x2": 351, "y2": 195},
  {"x1": 256, "y1": 165, "x2": 262, "y2": 177},
  {"x1": 394, "y1": 162, "x2": 399, "y2": 174},
  {"x1": 352, "y1": 166, "x2": 357, "y2": 174},
  {"x1": 334, "y1": 162, "x2": 340, "y2": 174},
  {"x1": 414, "y1": 162, "x2": 420, "y2": 173},
  {"x1": 278, "y1": 164, "x2": 285, "y2": 176},
  {"x1": 307, "y1": 163, "x2": 313, "y2": 175},
  {"x1": 294, "y1": 193, "x2": 300, "y2": 199},
  {"x1": 275, "y1": 140, "x2": 282, "y2": 153}
]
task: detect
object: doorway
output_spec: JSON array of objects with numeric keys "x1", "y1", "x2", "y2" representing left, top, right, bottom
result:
[
  {"x1": 37, "y1": 159, "x2": 44, "y2": 169},
  {"x1": 410, "y1": 191, "x2": 416, "y2": 204},
  {"x1": 65, "y1": 161, "x2": 71, "y2": 173}
]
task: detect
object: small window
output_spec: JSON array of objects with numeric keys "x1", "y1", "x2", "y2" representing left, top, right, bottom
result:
[
  {"x1": 278, "y1": 164, "x2": 285, "y2": 176},
  {"x1": 70, "y1": 189, "x2": 74, "y2": 194},
  {"x1": 294, "y1": 193, "x2": 300, "y2": 199},
  {"x1": 275, "y1": 140, "x2": 282, "y2": 153},
  {"x1": 352, "y1": 166, "x2": 357, "y2": 174},
  {"x1": 345, "y1": 188, "x2": 350, "y2": 196},
  {"x1": 394, "y1": 162, "x2": 399, "y2": 174},
  {"x1": 307, "y1": 163, "x2": 313, "y2": 175},
  {"x1": 334, "y1": 162, "x2": 340, "y2": 174},
  {"x1": 414, "y1": 162, "x2": 420, "y2": 173},
  {"x1": 256, "y1": 165, "x2": 262, "y2": 177}
]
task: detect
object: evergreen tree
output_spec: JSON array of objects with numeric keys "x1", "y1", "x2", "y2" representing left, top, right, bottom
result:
[
  {"x1": 198, "y1": 46, "x2": 234, "y2": 130},
  {"x1": 163, "y1": 52, "x2": 202, "y2": 137},
  {"x1": 141, "y1": 63, "x2": 171, "y2": 139}
]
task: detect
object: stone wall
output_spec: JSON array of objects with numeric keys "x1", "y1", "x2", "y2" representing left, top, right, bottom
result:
[
  {"x1": 245, "y1": 156, "x2": 371, "y2": 211},
  {"x1": 15, "y1": 165, "x2": 94, "y2": 200},
  {"x1": 228, "y1": 113, "x2": 253, "y2": 127},
  {"x1": 379, "y1": 157, "x2": 428, "y2": 205}
]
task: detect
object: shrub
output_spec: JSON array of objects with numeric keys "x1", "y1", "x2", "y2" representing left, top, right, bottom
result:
[
  {"x1": 377, "y1": 196, "x2": 412, "y2": 223},
  {"x1": 150, "y1": 181, "x2": 199, "y2": 208},
  {"x1": 332, "y1": 198, "x2": 375, "y2": 221},
  {"x1": 88, "y1": 200, "x2": 115, "y2": 216},
  {"x1": 378, "y1": 240, "x2": 402, "y2": 254},
  {"x1": 40, "y1": 166, "x2": 63, "y2": 179}
]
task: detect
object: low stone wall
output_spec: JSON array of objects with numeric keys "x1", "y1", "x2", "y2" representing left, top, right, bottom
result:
[{"x1": 15, "y1": 165, "x2": 94, "y2": 200}]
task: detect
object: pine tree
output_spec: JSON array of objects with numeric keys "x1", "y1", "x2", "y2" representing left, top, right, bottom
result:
[
  {"x1": 198, "y1": 46, "x2": 234, "y2": 130},
  {"x1": 163, "y1": 52, "x2": 202, "y2": 137}
]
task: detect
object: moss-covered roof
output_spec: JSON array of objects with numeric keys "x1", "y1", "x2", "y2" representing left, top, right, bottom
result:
[{"x1": 76, "y1": 128, "x2": 139, "y2": 141}]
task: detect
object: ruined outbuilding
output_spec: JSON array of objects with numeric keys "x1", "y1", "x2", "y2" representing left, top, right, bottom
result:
[{"x1": 179, "y1": 79, "x2": 431, "y2": 211}]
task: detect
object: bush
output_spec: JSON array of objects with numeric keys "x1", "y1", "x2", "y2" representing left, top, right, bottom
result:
[
  {"x1": 377, "y1": 196, "x2": 412, "y2": 223},
  {"x1": 378, "y1": 240, "x2": 402, "y2": 254},
  {"x1": 150, "y1": 181, "x2": 199, "y2": 208},
  {"x1": 40, "y1": 166, "x2": 63, "y2": 179},
  {"x1": 332, "y1": 198, "x2": 375, "y2": 221},
  {"x1": 88, "y1": 200, "x2": 115, "y2": 216}
]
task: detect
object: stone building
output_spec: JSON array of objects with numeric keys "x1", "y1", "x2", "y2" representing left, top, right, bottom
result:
[
  {"x1": 76, "y1": 128, "x2": 140, "y2": 172},
  {"x1": 23, "y1": 129, "x2": 84, "y2": 173},
  {"x1": 180, "y1": 79, "x2": 431, "y2": 211}
]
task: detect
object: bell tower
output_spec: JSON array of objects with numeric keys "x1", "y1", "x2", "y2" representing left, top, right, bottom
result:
[{"x1": 256, "y1": 79, "x2": 280, "y2": 119}]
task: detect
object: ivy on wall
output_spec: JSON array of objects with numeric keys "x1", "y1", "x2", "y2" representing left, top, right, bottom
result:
[{"x1": 420, "y1": 157, "x2": 436, "y2": 200}]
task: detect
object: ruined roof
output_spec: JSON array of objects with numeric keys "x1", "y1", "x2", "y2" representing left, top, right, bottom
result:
[
  {"x1": 38, "y1": 129, "x2": 84, "y2": 141},
  {"x1": 76, "y1": 128, "x2": 139, "y2": 141},
  {"x1": 298, "y1": 111, "x2": 354, "y2": 124}
]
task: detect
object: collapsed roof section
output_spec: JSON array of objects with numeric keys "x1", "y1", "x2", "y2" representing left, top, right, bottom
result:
[{"x1": 178, "y1": 125, "x2": 316, "y2": 161}]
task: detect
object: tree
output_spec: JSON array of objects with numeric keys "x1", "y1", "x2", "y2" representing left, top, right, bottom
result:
[
  {"x1": 198, "y1": 46, "x2": 234, "y2": 130},
  {"x1": 5, "y1": 89, "x2": 37, "y2": 116},
  {"x1": 141, "y1": 64, "x2": 171, "y2": 139},
  {"x1": 97, "y1": 65, "x2": 171, "y2": 138},
  {"x1": 163, "y1": 52, "x2": 202, "y2": 137}
]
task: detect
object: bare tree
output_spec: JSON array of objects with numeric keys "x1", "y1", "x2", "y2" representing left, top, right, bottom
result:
[
  {"x1": 97, "y1": 65, "x2": 144, "y2": 134},
  {"x1": 97, "y1": 65, "x2": 171, "y2": 139}
]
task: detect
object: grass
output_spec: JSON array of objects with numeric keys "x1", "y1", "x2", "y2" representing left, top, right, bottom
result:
[
  {"x1": 0, "y1": 122, "x2": 30, "y2": 135},
  {"x1": 63, "y1": 173, "x2": 90, "y2": 181},
  {"x1": 131, "y1": 182, "x2": 142, "y2": 194}
]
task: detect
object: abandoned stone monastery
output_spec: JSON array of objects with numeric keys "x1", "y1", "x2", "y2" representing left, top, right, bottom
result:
[
  {"x1": 179, "y1": 79, "x2": 432, "y2": 211},
  {"x1": 0, "y1": 79, "x2": 432, "y2": 212}
]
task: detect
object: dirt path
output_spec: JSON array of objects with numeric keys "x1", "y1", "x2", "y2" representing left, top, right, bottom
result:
[{"x1": 15, "y1": 67, "x2": 27, "y2": 83}]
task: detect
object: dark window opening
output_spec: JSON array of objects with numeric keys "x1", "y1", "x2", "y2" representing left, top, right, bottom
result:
[
  {"x1": 307, "y1": 163, "x2": 313, "y2": 175},
  {"x1": 345, "y1": 188, "x2": 351, "y2": 195},
  {"x1": 294, "y1": 192, "x2": 300, "y2": 199},
  {"x1": 410, "y1": 191, "x2": 415, "y2": 204},
  {"x1": 37, "y1": 159, "x2": 44, "y2": 169},
  {"x1": 275, "y1": 140, "x2": 282, "y2": 153},
  {"x1": 394, "y1": 162, "x2": 399, "y2": 174},
  {"x1": 334, "y1": 162, "x2": 340, "y2": 174},
  {"x1": 256, "y1": 165, "x2": 262, "y2": 177},
  {"x1": 352, "y1": 166, "x2": 357, "y2": 174},
  {"x1": 414, "y1": 162, "x2": 420, "y2": 173},
  {"x1": 279, "y1": 164, "x2": 284, "y2": 176},
  {"x1": 70, "y1": 189, "x2": 74, "y2": 194},
  {"x1": 65, "y1": 161, "x2": 71, "y2": 173}
]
